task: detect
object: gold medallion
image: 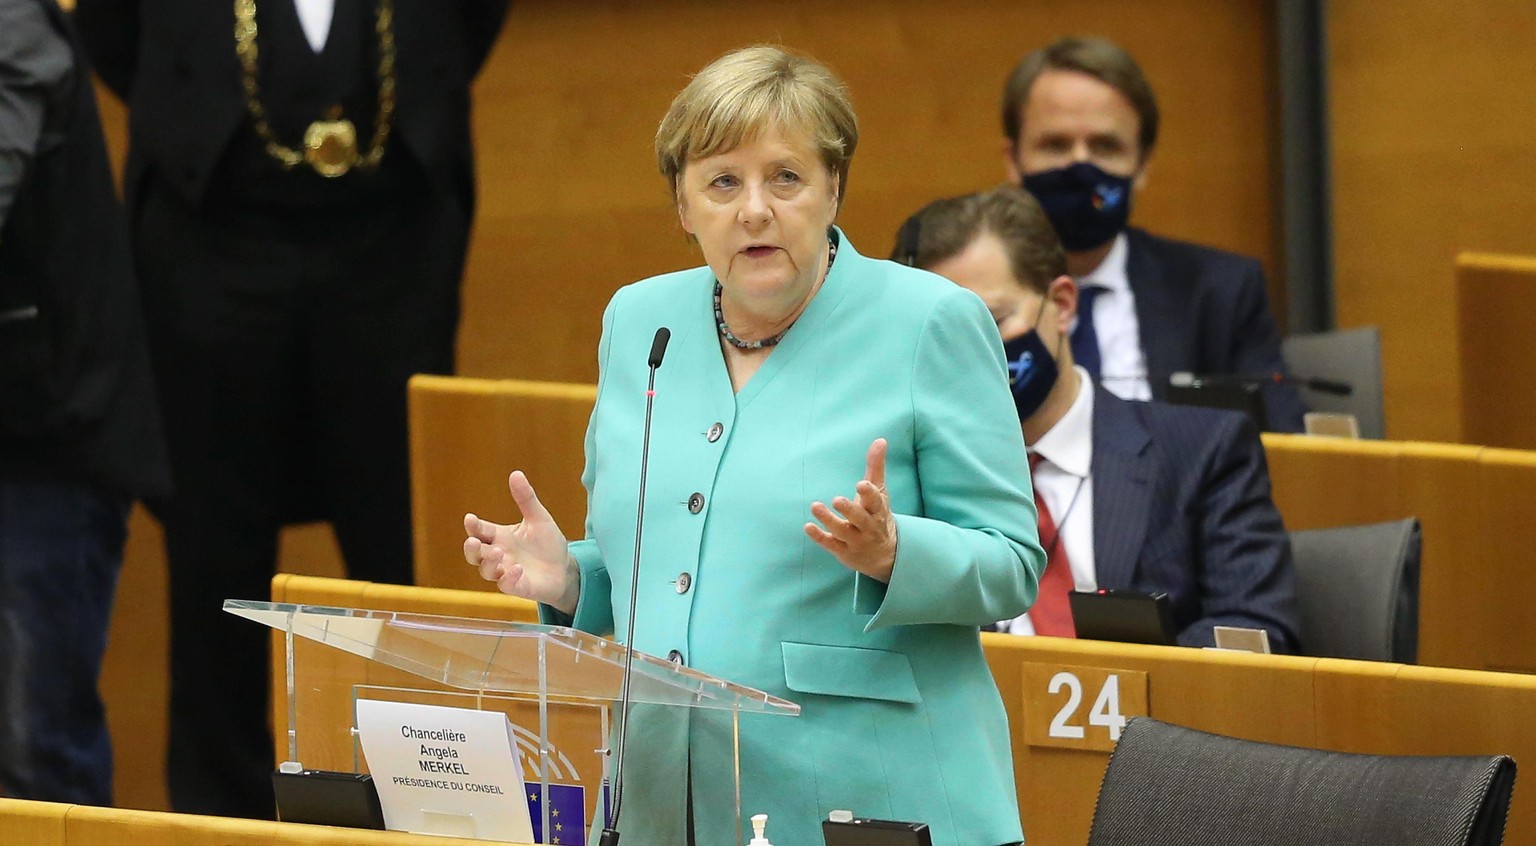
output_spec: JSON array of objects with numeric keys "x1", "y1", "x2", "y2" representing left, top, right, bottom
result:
[
  {"x1": 236, "y1": 0, "x2": 395, "y2": 176},
  {"x1": 303, "y1": 117, "x2": 359, "y2": 177}
]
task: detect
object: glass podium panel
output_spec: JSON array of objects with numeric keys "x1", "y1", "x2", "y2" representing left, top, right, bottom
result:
[
  {"x1": 227, "y1": 599, "x2": 798, "y2": 713},
  {"x1": 227, "y1": 599, "x2": 798, "y2": 844}
]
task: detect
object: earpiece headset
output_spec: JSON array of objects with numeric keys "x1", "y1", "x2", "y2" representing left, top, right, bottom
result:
[{"x1": 893, "y1": 212, "x2": 923, "y2": 267}]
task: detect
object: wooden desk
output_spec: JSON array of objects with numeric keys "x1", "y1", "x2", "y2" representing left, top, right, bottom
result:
[
  {"x1": 1264, "y1": 433, "x2": 1536, "y2": 674},
  {"x1": 989, "y1": 634, "x2": 1535, "y2": 844},
  {"x1": 403, "y1": 376, "x2": 1536, "y2": 675},
  {"x1": 408, "y1": 376, "x2": 595, "y2": 592},
  {"x1": 272, "y1": 576, "x2": 1535, "y2": 846},
  {"x1": 0, "y1": 798, "x2": 66, "y2": 846},
  {"x1": 0, "y1": 798, "x2": 516, "y2": 846},
  {"x1": 1456, "y1": 252, "x2": 1536, "y2": 450}
]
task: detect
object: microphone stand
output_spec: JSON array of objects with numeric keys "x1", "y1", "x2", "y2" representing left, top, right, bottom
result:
[{"x1": 600, "y1": 327, "x2": 669, "y2": 846}]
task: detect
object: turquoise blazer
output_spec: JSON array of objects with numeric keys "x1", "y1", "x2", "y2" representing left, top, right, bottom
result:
[{"x1": 552, "y1": 231, "x2": 1045, "y2": 846}]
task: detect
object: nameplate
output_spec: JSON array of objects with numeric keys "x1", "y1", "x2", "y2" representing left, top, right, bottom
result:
[
  {"x1": 355, "y1": 699, "x2": 534, "y2": 843},
  {"x1": 1021, "y1": 663, "x2": 1150, "y2": 752}
]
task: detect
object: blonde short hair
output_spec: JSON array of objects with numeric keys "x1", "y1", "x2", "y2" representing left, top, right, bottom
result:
[{"x1": 656, "y1": 45, "x2": 858, "y2": 206}]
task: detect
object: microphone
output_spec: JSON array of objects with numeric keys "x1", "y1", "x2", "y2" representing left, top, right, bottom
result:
[
  {"x1": 601, "y1": 327, "x2": 669, "y2": 846},
  {"x1": 1169, "y1": 370, "x2": 1352, "y2": 396},
  {"x1": 648, "y1": 327, "x2": 670, "y2": 368}
]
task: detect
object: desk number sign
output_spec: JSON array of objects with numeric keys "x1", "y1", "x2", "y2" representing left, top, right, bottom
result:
[{"x1": 1021, "y1": 663, "x2": 1149, "y2": 752}]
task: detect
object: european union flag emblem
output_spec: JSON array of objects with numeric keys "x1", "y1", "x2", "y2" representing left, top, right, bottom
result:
[
  {"x1": 1009, "y1": 350, "x2": 1035, "y2": 384},
  {"x1": 526, "y1": 783, "x2": 586, "y2": 845}
]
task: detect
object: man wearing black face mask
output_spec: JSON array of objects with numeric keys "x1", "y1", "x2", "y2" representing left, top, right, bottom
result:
[
  {"x1": 895, "y1": 186, "x2": 1299, "y2": 651},
  {"x1": 1001, "y1": 36, "x2": 1306, "y2": 433}
]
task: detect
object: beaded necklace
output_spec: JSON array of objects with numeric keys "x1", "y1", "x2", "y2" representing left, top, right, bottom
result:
[{"x1": 714, "y1": 236, "x2": 838, "y2": 350}]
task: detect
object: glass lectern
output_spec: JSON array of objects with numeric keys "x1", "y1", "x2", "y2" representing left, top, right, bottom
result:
[{"x1": 225, "y1": 599, "x2": 800, "y2": 844}]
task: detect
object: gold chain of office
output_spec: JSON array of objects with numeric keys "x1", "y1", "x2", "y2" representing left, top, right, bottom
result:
[{"x1": 233, "y1": 0, "x2": 396, "y2": 177}]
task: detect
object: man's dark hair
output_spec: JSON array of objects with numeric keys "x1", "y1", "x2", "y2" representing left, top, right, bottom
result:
[
  {"x1": 1001, "y1": 36, "x2": 1159, "y2": 157},
  {"x1": 895, "y1": 185, "x2": 1067, "y2": 294}
]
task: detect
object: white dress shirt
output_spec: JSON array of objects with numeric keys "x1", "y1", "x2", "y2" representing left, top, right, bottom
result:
[
  {"x1": 1002, "y1": 367, "x2": 1098, "y2": 636},
  {"x1": 1076, "y1": 233, "x2": 1153, "y2": 401},
  {"x1": 294, "y1": 0, "x2": 335, "y2": 53}
]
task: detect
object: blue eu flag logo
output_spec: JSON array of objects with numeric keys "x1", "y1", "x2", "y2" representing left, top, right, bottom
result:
[
  {"x1": 1094, "y1": 184, "x2": 1124, "y2": 211},
  {"x1": 1008, "y1": 350, "x2": 1034, "y2": 384},
  {"x1": 527, "y1": 783, "x2": 586, "y2": 844}
]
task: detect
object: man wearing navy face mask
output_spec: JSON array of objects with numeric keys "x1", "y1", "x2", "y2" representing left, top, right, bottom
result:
[
  {"x1": 894, "y1": 186, "x2": 1299, "y2": 651},
  {"x1": 1001, "y1": 36, "x2": 1306, "y2": 433}
]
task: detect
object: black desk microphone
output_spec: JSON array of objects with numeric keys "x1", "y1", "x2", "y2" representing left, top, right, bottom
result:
[{"x1": 1169, "y1": 370, "x2": 1352, "y2": 396}]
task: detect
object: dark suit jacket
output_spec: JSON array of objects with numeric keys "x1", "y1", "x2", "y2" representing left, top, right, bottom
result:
[
  {"x1": 0, "y1": 0, "x2": 169, "y2": 499},
  {"x1": 73, "y1": 0, "x2": 510, "y2": 211},
  {"x1": 1090, "y1": 384, "x2": 1300, "y2": 652},
  {"x1": 1125, "y1": 227, "x2": 1307, "y2": 433}
]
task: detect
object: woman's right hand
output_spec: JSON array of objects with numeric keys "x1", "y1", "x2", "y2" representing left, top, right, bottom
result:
[{"x1": 463, "y1": 471, "x2": 580, "y2": 615}]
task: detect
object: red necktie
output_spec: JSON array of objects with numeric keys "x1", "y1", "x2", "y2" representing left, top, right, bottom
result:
[{"x1": 1028, "y1": 453, "x2": 1077, "y2": 637}]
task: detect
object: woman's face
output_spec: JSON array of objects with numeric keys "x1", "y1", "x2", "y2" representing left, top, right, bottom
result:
[{"x1": 676, "y1": 124, "x2": 840, "y2": 311}]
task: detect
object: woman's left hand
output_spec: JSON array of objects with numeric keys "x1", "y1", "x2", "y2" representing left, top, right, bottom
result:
[{"x1": 805, "y1": 438, "x2": 898, "y2": 583}]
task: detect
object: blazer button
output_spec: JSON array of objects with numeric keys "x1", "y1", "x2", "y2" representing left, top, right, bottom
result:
[
  {"x1": 706, "y1": 422, "x2": 724, "y2": 443},
  {"x1": 675, "y1": 572, "x2": 692, "y2": 594},
  {"x1": 667, "y1": 649, "x2": 685, "y2": 665},
  {"x1": 687, "y1": 492, "x2": 705, "y2": 514}
]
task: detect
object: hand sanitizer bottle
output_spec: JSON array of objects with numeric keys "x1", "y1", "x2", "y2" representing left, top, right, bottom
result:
[{"x1": 748, "y1": 812, "x2": 773, "y2": 846}]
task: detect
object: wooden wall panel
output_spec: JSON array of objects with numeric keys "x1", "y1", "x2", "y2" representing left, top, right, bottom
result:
[
  {"x1": 1328, "y1": 0, "x2": 1536, "y2": 441},
  {"x1": 99, "y1": 509, "x2": 171, "y2": 811},
  {"x1": 463, "y1": 0, "x2": 1283, "y2": 385},
  {"x1": 104, "y1": 514, "x2": 345, "y2": 812},
  {"x1": 90, "y1": 0, "x2": 1280, "y2": 812}
]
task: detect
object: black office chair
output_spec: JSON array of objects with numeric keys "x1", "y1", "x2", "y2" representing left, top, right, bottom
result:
[
  {"x1": 1290, "y1": 517, "x2": 1421, "y2": 663},
  {"x1": 1282, "y1": 325, "x2": 1387, "y2": 439},
  {"x1": 1088, "y1": 717, "x2": 1517, "y2": 846}
]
